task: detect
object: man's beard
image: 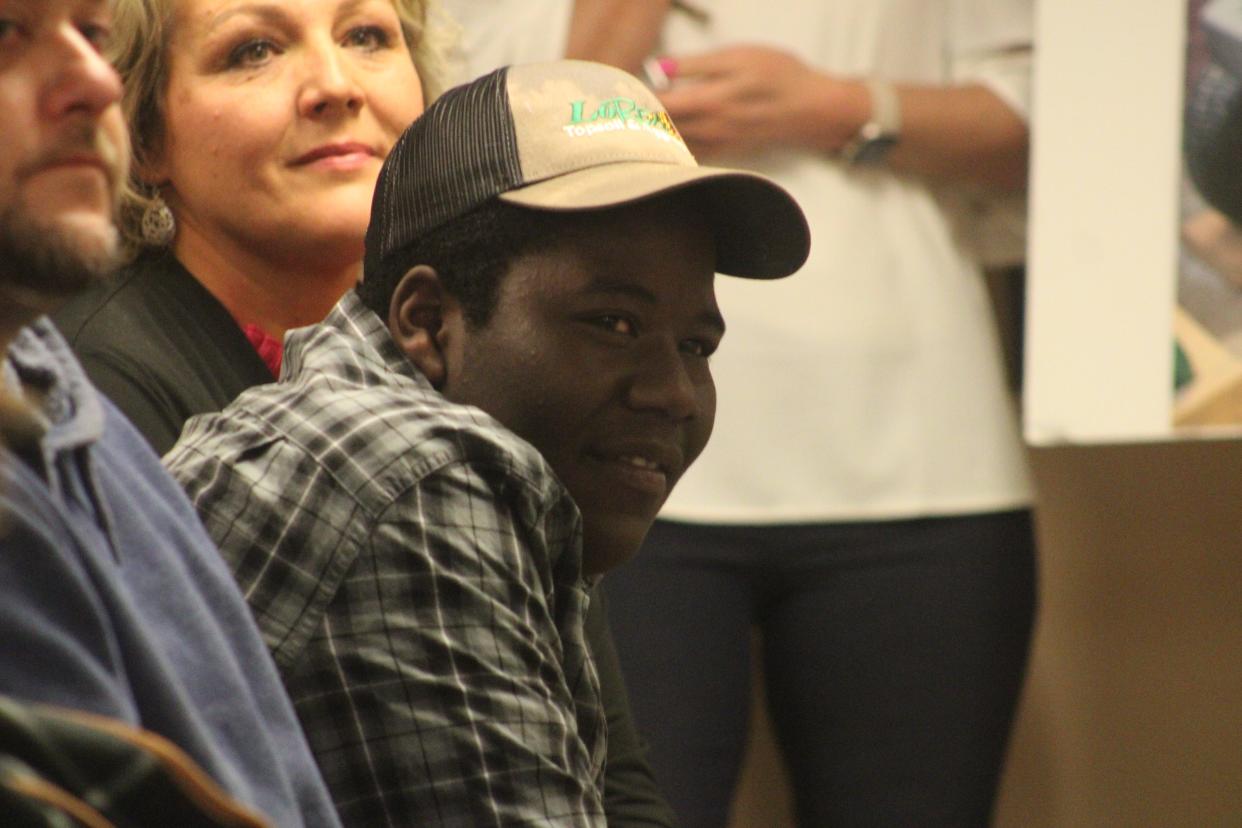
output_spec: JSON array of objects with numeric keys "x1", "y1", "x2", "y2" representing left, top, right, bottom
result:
[
  {"x1": 0, "y1": 119, "x2": 128, "y2": 315},
  {"x1": 0, "y1": 197, "x2": 124, "y2": 314}
]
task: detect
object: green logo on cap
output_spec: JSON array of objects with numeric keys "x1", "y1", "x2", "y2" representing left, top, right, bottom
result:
[{"x1": 564, "y1": 97, "x2": 683, "y2": 143}]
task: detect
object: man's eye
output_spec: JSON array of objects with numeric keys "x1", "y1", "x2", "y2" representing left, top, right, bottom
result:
[
  {"x1": 595, "y1": 315, "x2": 636, "y2": 336},
  {"x1": 78, "y1": 22, "x2": 112, "y2": 53},
  {"x1": 0, "y1": 19, "x2": 25, "y2": 46}
]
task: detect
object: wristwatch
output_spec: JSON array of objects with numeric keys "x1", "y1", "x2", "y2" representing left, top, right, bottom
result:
[{"x1": 840, "y1": 79, "x2": 902, "y2": 165}]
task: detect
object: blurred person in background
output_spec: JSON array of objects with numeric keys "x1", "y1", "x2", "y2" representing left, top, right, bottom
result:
[{"x1": 535, "y1": 1, "x2": 1038, "y2": 826}]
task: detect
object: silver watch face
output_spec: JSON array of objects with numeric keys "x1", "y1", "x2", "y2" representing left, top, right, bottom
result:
[{"x1": 849, "y1": 134, "x2": 899, "y2": 165}]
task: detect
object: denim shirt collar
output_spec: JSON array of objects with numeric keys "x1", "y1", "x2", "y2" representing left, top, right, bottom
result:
[{"x1": 4, "y1": 318, "x2": 105, "y2": 492}]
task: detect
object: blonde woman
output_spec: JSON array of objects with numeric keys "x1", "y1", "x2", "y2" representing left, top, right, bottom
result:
[{"x1": 56, "y1": 0, "x2": 449, "y2": 452}]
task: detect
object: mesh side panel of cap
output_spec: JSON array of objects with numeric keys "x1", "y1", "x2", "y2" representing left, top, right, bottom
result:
[{"x1": 365, "y1": 66, "x2": 524, "y2": 276}]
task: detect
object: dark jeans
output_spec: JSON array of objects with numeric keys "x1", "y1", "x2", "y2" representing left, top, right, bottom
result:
[{"x1": 604, "y1": 510, "x2": 1037, "y2": 828}]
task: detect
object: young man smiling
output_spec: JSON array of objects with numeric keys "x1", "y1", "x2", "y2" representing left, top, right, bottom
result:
[
  {"x1": 0, "y1": 2, "x2": 342, "y2": 825},
  {"x1": 164, "y1": 59, "x2": 809, "y2": 825}
]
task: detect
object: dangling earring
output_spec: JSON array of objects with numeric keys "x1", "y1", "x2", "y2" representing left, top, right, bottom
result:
[{"x1": 141, "y1": 191, "x2": 176, "y2": 247}]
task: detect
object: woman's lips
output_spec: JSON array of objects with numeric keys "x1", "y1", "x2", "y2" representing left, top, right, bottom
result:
[{"x1": 291, "y1": 142, "x2": 378, "y2": 171}]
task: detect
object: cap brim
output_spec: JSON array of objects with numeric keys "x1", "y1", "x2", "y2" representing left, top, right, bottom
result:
[{"x1": 497, "y1": 162, "x2": 810, "y2": 279}]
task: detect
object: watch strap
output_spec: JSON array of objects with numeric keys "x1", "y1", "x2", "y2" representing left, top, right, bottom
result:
[
  {"x1": 840, "y1": 79, "x2": 902, "y2": 165},
  {"x1": 864, "y1": 79, "x2": 901, "y2": 137}
]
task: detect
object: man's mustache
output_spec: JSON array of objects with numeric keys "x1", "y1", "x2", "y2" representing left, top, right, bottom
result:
[{"x1": 15, "y1": 120, "x2": 127, "y2": 194}]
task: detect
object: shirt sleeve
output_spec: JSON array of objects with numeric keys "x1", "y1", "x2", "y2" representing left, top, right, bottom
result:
[
  {"x1": 284, "y1": 457, "x2": 607, "y2": 827},
  {"x1": 947, "y1": 0, "x2": 1034, "y2": 120}
]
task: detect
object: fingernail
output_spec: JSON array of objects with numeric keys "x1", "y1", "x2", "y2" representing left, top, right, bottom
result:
[{"x1": 658, "y1": 57, "x2": 679, "y2": 79}]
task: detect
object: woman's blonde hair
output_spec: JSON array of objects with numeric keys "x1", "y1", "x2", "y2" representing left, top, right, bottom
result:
[{"x1": 110, "y1": 0, "x2": 452, "y2": 255}]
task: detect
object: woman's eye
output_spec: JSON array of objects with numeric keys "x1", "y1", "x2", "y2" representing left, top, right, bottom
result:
[
  {"x1": 343, "y1": 25, "x2": 391, "y2": 51},
  {"x1": 226, "y1": 39, "x2": 276, "y2": 68}
]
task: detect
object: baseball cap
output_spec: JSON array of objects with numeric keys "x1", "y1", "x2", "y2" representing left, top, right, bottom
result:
[{"x1": 365, "y1": 59, "x2": 810, "y2": 281}]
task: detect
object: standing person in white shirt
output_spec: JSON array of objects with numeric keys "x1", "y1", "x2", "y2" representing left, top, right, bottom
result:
[{"x1": 551, "y1": 1, "x2": 1037, "y2": 826}]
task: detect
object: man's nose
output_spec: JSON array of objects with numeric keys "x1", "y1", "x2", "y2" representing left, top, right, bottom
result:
[
  {"x1": 42, "y1": 23, "x2": 123, "y2": 121},
  {"x1": 625, "y1": 340, "x2": 702, "y2": 421}
]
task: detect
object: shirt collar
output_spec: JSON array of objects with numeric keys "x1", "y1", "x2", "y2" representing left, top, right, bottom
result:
[
  {"x1": 5, "y1": 319, "x2": 104, "y2": 469},
  {"x1": 282, "y1": 290, "x2": 429, "y2": 390},
  {"x1": 240, "y1": 322, "x2": 283, "y2": 379}
]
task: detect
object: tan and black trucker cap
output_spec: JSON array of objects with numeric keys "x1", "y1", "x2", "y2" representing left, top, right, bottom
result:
[{"x1": 365, "y1": 59, "x2": 811, "y2": 281}]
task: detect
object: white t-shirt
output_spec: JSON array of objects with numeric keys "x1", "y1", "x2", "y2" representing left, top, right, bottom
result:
[
  {"x1": 439, "y1": 0, "x2": 573, "y2": 82},
  {"x1": 660, "y1": 0, "x2": 1033, "y2": 523}
]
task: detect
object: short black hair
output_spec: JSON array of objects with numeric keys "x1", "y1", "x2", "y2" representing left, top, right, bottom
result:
[
  {"x1": 356, "y1": 199, "x2": 564, "y2": 329},
  {"x1": 1186, "y1": 63, "x2": 1242, "y2": 227}
]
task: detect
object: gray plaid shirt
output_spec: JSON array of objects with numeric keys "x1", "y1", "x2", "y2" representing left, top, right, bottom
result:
[{"x1": 165, "y1": 292, "x2": 606, "y2": 827}]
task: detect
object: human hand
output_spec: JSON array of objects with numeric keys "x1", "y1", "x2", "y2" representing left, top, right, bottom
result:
[
  {"x1": 1184, "y1": 207, "x2": 1242, "y2": 290},
  {"x1": 658, "y1": 45, "x2": 867, "y2": 159}
]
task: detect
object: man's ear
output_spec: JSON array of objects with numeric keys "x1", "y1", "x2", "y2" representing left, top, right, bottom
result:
[{"x1": 388, "y1": 265, "x2": 452, "y2": 387}]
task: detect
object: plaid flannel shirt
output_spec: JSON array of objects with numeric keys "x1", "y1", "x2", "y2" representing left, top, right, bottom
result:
[{"x1": 165, "y1": 292, "x2": 606, "y2": 827}]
